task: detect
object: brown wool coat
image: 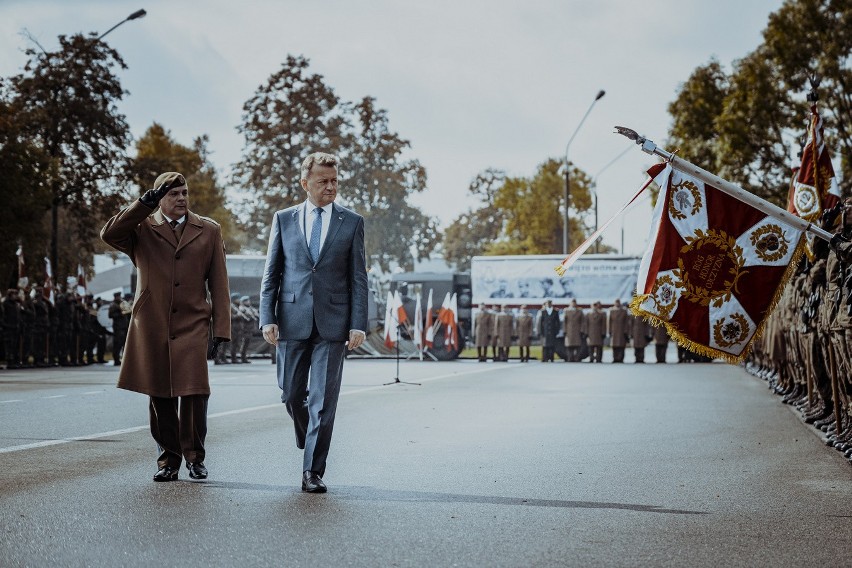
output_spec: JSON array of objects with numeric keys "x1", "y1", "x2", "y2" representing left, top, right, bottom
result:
[
  {"x1": 629, "y1": 314, "x2": 652, "y2": 349},
  {"x1": 586, "y1": 309, "x2": 606, "y2": 347},
  {"x1": 494, "y1": 312, "x2": 513, "y2": 347},
  {"x1": 101, "y1": 200, "x2": 231, "y2": 398},
  {"x1": 474, "y1": 310, "x2": 493, "y2": 347},
  {"x1": 515, "y1": 312, "x2": 533, "y2": 346},
  {"x1": 608, "y1": 306, "x2": 629, "y2": 348},
  {"x1": 563, "y1": 307, "x2": 586, "y2": 347}
]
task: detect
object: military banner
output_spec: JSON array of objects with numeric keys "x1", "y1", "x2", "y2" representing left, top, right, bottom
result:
[{"x1": 632, "y1": 163, "x2": 804, "y2": 362}]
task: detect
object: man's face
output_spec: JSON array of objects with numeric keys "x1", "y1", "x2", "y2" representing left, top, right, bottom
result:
[
  {"x1": 301, "y1": 164, "x2": 338, "y2": 207},
  {"x1": 843, "y1": 199, "x2": 852, "y2": 228},
  {"x1": 160, "y1": 186, "x2": 188, "y2": 219}
]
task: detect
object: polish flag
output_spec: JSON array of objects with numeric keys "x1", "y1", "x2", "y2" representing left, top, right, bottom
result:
[
  {"x1": 424, "y1": 289, "x2": 434, "y2": 348},
  {"x1": 414, "y1": 293, "x2": 423, "y2": 360}
]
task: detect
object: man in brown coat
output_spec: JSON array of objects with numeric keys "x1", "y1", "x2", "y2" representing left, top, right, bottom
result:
[
  {"x1": 586, "y1": 301, "x2": 606, "y2": 363},
  {"x1": 494, "y1": 306, "x2": 513, "y2": 361},
  {"x1": 563, "y1": 299, "x2": 585, "y2": 362},
  {"x1": 101, "y1": 172, "x2": 231, "y2": 482},
  {"x1": 608, "y1": 299, "x2": 629, "y2": 363},
  {"x1": 515, "y1": 305, "x2": 533, "y2": 362},
  {"x1": 474, "y1": 304, "x2": 492, "y2": 362}
]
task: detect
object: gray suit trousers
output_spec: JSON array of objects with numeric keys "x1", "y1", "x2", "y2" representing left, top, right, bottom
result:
[{"x1": 276, "y1": 324, "x2": 345, "y2": 477}]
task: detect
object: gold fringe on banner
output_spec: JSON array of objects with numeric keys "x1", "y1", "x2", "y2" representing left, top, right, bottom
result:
[{"x1": 629, "y1": 235, "x2": 806, "y2": 364}]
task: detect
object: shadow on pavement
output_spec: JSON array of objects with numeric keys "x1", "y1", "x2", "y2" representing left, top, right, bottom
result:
[{"x1": 200, "y1": 480, "x2": 706, "y2": 515}]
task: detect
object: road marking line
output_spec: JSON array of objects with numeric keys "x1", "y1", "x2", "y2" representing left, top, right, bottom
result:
[
  {"x1": 43, "y1": 395, "x2": 66, "y2": 399},
  {"x1": 82, "y1": 391, "x2": 103, "y2": 395},
  {"x1": 0, "y1": 365, "x2": 495, "y2": 454},
  {"x1": 0, "y1": 400, "x2": 23, "y2": 404}
]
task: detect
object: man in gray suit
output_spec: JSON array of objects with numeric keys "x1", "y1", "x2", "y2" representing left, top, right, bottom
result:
[{"x1": 260, "y1": 152, "x2": 368, "y2": 493}]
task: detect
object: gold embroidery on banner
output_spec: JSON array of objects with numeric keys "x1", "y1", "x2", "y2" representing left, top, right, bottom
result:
[
  {"x1": 673, "y1": 229, "x2": 746, "y2": 308},
  {"x1": 668, "y1": 180, "x2": 702, "y2": 221},
  {"x1": 713, "y1": 312, "x2": 750, "y2": 348},
  {"x1": 794, "y1": 183, "x2": 820, "y2": 219},
  {"x1": 648, "y1": 274, "x2": 678, "y2": 321},
  {"x1": 749, "y1": 224, "x2": 790, "y2": 263}
]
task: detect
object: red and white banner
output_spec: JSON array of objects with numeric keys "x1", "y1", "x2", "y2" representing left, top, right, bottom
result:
[
  {"x1": 788, "y1": 104, "x2": 841, "y2": 258},
  {"x1": 414, "y1": 293, "x2": 423, "y2": 359},
  {"x1": 632, "y1": 163, "x2": 804, "y2": 362},
  {"x1": 424, "y1": 288, "x2": 435, "y2": 348}
]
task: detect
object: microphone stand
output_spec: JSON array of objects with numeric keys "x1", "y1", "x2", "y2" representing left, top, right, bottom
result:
[{"x1": 384, "y1": 314, "x2": 421, "y2": 386}]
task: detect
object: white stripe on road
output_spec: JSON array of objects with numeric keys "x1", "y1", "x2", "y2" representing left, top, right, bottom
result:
[
  {"x1": 43, "y1": 395, "x2": 66, "y2": 399},
  {"x1": 0, "y1": 365, "x2": 497, "y2": 455},
  {"x1": 83, "y1": 391, "x2": 103, "y2": 395},
  {"x1": 0, "y1": 400, "x2": 23, "y2": 404}
]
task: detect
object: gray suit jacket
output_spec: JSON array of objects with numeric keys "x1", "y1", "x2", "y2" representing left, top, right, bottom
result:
[{"x1": 259, "y1": 202, "x2": 368, "y2": 341}]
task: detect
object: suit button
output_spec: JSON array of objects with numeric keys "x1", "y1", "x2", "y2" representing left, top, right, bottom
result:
[
  {"x1": 309, "y1": 291, "x2": 313, "y2": 295},
  {"x1": 312, "y1": 268, "x2": 316, "y2": 273},
  {"x1": 175, "y1": 282, "x2": 180, "y2": 287},
  {"x1": 170, "y1": 335, "x2": 176, "y2": 340},
  {"x1": 172, "y1": 309, "x2": 177, "y2": 314},
  {"x1": 175, "y1": 254, "x2": 181, "y2": 259}
]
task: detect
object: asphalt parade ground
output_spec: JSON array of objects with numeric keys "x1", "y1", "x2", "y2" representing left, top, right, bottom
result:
[{"x1": 1, "y1": 350, "x2": 851, "y2": 567}]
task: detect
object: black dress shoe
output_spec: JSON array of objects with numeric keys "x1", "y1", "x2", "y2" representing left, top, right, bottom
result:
[
  {"x1": 301, "y1": 470, "x2": 327, "y2": 493},
  {"x1": 187, "y1": 462, "x2": 208, "y2": 480},
  {"x1": 153, "y1": 466, "x2": 179, "y2": 482}
]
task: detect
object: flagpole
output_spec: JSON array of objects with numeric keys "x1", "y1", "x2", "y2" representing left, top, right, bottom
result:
[{"x1": 614, "y1": 127, "x2": 833, "y2": 242}]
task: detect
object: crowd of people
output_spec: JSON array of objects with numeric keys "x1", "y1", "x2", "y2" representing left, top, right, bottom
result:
[
  {"x1": 0, "y1": 286, "x2": 132, "y2": 369},
  {"x1": 472, "y1": 299, "x2": 711, "y2": 364},
  {"x1": 746, "y1": 198, "x2": 852, "y2": 465},
  {"x1": 214, "y1": 293, "x2": 260, "y2": 365}
]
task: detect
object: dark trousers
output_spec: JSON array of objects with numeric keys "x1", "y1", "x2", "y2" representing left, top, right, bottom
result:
[
  {"x1": 612, "y1": 347, "x2": 625, "y2": 363},
  {"x1": 276, "y1": 323, "x2": 345, "y2": 477},
  {"x1": 590, "y1": 345, "x2": 603, "y2": 363},
  {"x1": 634, "y1": 347, "x2": 645, "y2": 363},
  {"x1": 565, "y1": 345, "x2": 580, "y2": 362},
  {"x1": 542, "y1": 345, "x2": 555, "y2": 362},
  {"x1": 149, "y1": 394, "x2": 209, "y2": 469},
  {"x1": 655, "y1": 344, "x2": 667, "y2": 363},
  {"x1": 113, "y1": 328, "x2": 127, "y2": 363}
]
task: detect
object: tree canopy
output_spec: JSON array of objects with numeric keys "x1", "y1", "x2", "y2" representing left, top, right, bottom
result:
[{"x1": 233, "y1": 55, "x2": 437, "y2": 269}]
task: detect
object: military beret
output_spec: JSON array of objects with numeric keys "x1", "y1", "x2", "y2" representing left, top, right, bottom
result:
[
  {"x1": 230, "y1": 293, "x2": 240, "y2": 300},
  {"x1": 153, "y1": 172, "x2": 187, "y2": 191},
  {"x1": 240, "y1": 295, "x2": 250, "y2": 302}
]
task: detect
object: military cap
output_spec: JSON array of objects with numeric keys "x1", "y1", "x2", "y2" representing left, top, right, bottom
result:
[{"x1": 153, "y1": 172, "x2": 187, "y2": 191}]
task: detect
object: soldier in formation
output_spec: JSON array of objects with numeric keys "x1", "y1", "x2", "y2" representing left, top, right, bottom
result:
[
  {"x1": 747, "y1": 199, "x2": 852, "y2": 465},
  {"x1": 562, "y1": 299, "x2": 585, "y2": 362},
  {"x1": 538, "y1": 299, "x2": 560, "y2": 362},
  {"x1": 515, "y1": 305, "x2": 533, "y2": 362},
  {"x1": 608, "y1": 299, "x2": 629, "y2": 363},
  {"x1": 474, "y1": 304, "x2": 492, "y2": 362},
  {"x1": 493, "y1": 305, "x2": 513, "y2": 361},
  {"x1": 235, "y1": 296, "x2": 259, "y2": 363}
]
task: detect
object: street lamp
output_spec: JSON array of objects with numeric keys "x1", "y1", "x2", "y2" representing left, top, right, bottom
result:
[
  {"x1": 563, "y1": 89, "x2": 605, "y2": 254},
  {"x1": 98, "y1": 9, "x2": 147, "y2": 40},
  {"x1": 44, "y1": 9, "x2": 147, "y2": 277},
  {"x1": 591, "y1": 144, "x2": 632, "y2": 253}
]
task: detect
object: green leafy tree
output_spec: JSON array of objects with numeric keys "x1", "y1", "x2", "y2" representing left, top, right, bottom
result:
[
  {"x1": 235, "y1": 56, "x2": 438, "y2": 269},
  {"x1": 343, "y1": 97, "x2": 438, "y2": 270},
  {"x1": 668, "y1": 0, "x2": 852, "y2": 206},
  {"x1": 127, "y1": 123, "x2": 242, "y2": 252},
  {"x1": 233, "y1": 55, "x2": 349, "y2": 248},
  {"x1": 442, "y1": 169, "x2": 505, "y2": 271},
  {"x1": 0, "y1": 82, "x2": 51, "y2": 285},
  {"x1": 9, "y1": 33, "x2": 131, "y2": 280},
  {"x1": 443, "y1": 161, "x2": 596, "y2": 269}
]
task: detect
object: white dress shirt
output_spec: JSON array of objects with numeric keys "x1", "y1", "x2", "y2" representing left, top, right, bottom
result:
[{"x1": 301, "y1": 200, "x2": 333, "y2": 253}]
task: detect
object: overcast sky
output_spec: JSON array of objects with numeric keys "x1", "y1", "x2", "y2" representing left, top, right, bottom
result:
[{"x1": 2, "y1": 0, "x2": 784, "y2": 256}]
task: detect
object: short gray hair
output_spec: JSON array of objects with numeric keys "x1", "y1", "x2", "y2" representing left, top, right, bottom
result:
[{"x1": 300, "y1": 152, "x2": 339, "y2": 180}]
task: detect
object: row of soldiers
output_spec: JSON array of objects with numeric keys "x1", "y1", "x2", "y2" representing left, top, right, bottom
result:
[
  {"x1": 473, "y1": 298, "x2": 684, "y2": 363},
  {"x1": 215, "y1": 294, "x2": 260, "y2": 364},
  {"x1": 747, "y1": 199, "x2": 852, "y2": 465},
  {"x1": 0, "y1": 286, "x2": 128, "y2": 369}
]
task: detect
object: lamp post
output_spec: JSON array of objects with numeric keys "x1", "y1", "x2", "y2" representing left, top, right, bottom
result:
[
  {"x1": 45, "y1": 9, "x2": 147, "y2": 277},
  {"x1": 98, "y1": 9, "x2": 147, "y2": 40},
  {"x1": 563, "y1": 89, "x2": 605, "y2": 254},
  {"x1": 591, "y1": 144, "x2": 632, "y2": 253}
]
